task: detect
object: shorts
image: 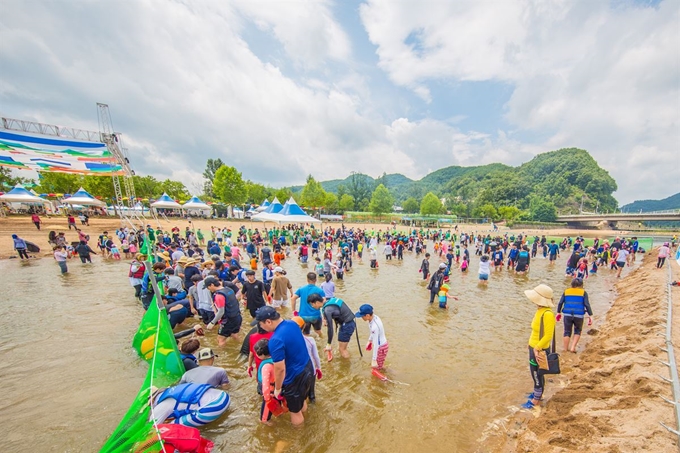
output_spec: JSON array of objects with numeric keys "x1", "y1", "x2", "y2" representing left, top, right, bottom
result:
[
  {"x1": 301, "y1": 255, "x2": 308, "y2": 263},
  {"x1": 302, "y1": 317, "x2": 322, "y2": 335},
  {"x1": 615, "y1": 261, "x2": 625, "y2": 269},
  {"x1": 438, "y1": 301, "x2": 447, "y2": 309},
  {"x1": 337, "y1": 321, "x2": 356, "y2": 343},
  {"x1": 515, "y1": 263, "x2": 527, "y2": 272},
  {"x1": 218, "y1": 315, "x2": 242, "y2": 337},
  {"x1": 549, "y1": 254, "x2": 557, "y2": 261},
  {"x1": 478, "y1": 273, "x2": 489, "y2": 281},
  {"x1": 565, "y1": 267, "x2": 576, "y2": 275},
  {"x1": 336, "y1": 272, "x2": 344, "y2": 280},
  {"x1": 494, "y1": 259, "x2": 503, "y2": 266},
  {"x1": 271, "y1": 299, "x2": 289, "y2": 308},
  {"x1": 563, "y1": 315, "x2": 584, "y2": 336},
  {"x1": 282, "y1": 361, "x2": 314, "y2": 413}
]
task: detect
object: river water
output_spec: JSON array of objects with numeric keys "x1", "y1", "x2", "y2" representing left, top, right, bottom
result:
[{"x1": 2, "y1": 248, "x2": 623, "y2": 453}]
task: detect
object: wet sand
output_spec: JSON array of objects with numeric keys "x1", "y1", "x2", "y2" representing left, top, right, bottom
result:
[{"x1": 492, "y1": 253, "x2": 679, "y2": 453}]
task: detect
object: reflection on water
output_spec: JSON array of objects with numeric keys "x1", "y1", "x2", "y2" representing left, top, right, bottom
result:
[{"x1": 1, "y1": 250, "x2": 621, "y2": 453}]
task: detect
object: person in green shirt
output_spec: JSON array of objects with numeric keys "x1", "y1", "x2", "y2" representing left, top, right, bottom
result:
[{"x1": 196, "y1": 229, "x2": 204, "y2": 245}]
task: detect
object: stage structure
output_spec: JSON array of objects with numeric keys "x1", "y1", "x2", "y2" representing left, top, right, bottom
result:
[{"x1": 0, "y1": 105, "x2": 150, "y2": 227}]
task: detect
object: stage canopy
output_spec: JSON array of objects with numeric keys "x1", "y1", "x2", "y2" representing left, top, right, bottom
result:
[
  {"x1": 0, "y1": 130, "x2": 124, "y2": 175},
  {"x1": 62, "y1": 187, "x2": 105, "y2": 206},
  {"x1": 0, "y1": 184, "x2": 47, "y2": 204}
]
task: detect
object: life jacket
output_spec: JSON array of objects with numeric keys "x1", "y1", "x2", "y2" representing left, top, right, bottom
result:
[
  {"x1": 257, "y1": 358, "x2": 274, "y2": 384},
  {"x1": 129, "y1": 261, "x2": 145, "y2": 278},
  {"x1": 181, "y1": 353, "x2": 197, "y2": 367},
  {"x1": 214, "y1": 288, "x2": 240, "y2": 319},
  {"x1": 563, "y1": 288, "x2": 586, "y2": 316},
  {"x1": 156, "y1": 383, "x2": 213, "y2": 420},
  {"x1": 322, "y1": 297, "x2": 344, "y2": 309}
]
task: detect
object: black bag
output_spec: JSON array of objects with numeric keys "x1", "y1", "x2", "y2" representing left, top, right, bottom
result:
[{"x1": 538, "y1": 312, "x2": 561, "y2": 375}]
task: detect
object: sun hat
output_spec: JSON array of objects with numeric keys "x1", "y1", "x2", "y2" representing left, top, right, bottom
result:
[
  {"x1": 197, "y1": 348, "x2": 217, "y2": 360},
  {"x1": 177, "y1": 256, "x2": 189, "y2": 264},
  {"x1": 157, "y1": 250, "x2": 170, "y2": 260},
  {"x1": 355, "y1": 304, "x2": 374, "y2": 317},
  {"x1": 439, "y1": 263, "x2": 447, "y2": 269},
  {"x1": 274, "y1": 266, "x2": 284, "y2": 273},
  {"x1": 524, "y1": 284, "x2": 554, "y2": 308}
]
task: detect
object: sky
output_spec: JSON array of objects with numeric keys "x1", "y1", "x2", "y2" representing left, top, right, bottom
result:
[{"x1": 1, "y1": 0, "x2": 678, "y2": 204}]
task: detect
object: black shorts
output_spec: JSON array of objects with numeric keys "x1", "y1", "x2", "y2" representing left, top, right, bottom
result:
[
  {"x1": 198, "y1": 309, "x2": 214, "y2": 325},
  {"x1": 616, "y1": 261, "x2": 625, "y2": 269},
  {"x1": 549, "y1": 254, "x2": 557, "y2": 261},
  {"x1": 282, "y1": 361, "x2": 314, "y2": 413},
  {"x1": 515, "y1": 263, "x2": 527, "y2": 272},
  {"x1": 338, "y1": 321, "x2": 356, "y2": 343},
  {"x1": 303, "y1": 318, "x2": 322, "y2": 335},
  {"x1": 563, "y1": 315, "x2": 584, "y2": 336},
  {"x1": 218, "y1": 315, "x2": 242, "y2": 337}
]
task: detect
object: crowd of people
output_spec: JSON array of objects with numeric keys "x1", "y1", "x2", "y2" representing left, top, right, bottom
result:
[{"x1": 8, "y1": 218, "x2": 678, "y2": 439}]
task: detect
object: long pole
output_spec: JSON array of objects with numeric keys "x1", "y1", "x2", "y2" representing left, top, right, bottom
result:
[{"x1": 354, "y1": 320, "x2": 363, "y2": 358}]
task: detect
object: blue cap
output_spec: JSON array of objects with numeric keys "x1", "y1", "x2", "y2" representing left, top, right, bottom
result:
[
  {"x1": 355, "y1": 304, "x2": 373, "y2": 317},
  {"x1": 250, "y1": 306, "x2": 280, "y2": 326}
]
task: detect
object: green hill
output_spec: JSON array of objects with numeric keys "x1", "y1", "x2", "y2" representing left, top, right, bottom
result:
[{"x1": 621, "y1": 192, "x2": 680, "y2": 212}]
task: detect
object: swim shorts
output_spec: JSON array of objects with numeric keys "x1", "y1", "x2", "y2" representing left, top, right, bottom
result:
[
  {"x1": 218, "y1": 315, "x2": 242, "y2": 337},
  {"x1": 270, "y1": 299, "x2": 290, "y2": 308},
  {"x1": 282, "y1": 361, "x2": 314, "y2": 413},
  {"x1": 563, "y1": 315, "x2": 584, "y2": 336},
  {"x1": 337, "y1": 321, "x2": 356, "y2": 343},
  {"x1": 479, "y1": 273, "x2": 489, "y2": 280},
  {"x1": 302, "y1": 317, "x2": 322, "y2": 335},
  {"x1": 615, "y1": 261, "x2": 625, "y2": 269}
]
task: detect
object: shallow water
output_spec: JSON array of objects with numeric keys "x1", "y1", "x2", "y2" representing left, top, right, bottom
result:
[{"x1": 1, "y1": 249, "x2": 625, "y2": 453}]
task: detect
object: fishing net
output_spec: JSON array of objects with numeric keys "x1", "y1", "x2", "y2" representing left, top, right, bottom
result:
[{"x1": 100, "y1": 267, "x2": 185, "y2": 452}]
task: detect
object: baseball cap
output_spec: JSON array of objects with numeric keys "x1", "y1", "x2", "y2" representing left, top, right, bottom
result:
[
  {"x1": 274, "y1": 266, "x2": 284, "y2": 273},
  {"x1": 250, "y1": 306, "x2": 281, "y2": 325},
  {"x1": 203, "y1": 276, "x2": 220, "y2": 288},
  {"x1": 197, "y1": 348, "x2": 217, "y2": 360},
  {"x1": 439, "y1": 263, "x2": 447, "y2": 269},
  {"x1": 355, "y1": 304, "x2": 373, "y2": 317}
]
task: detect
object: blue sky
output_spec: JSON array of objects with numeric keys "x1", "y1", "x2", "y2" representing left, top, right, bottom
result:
[{"x1": 0, "y1": 0, "x2": 678, "y2": 204}]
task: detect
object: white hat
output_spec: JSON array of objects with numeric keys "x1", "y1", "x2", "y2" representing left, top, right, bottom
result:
[
  {"x1": 524, "y1": 284, "x2": 554, "y2": 308},
  {"x1": 439, "y1": 263, "x2": 447, "y2": 269},
  {"x1": 274, "y1": 266, "x2": 284, "y2": 273}
]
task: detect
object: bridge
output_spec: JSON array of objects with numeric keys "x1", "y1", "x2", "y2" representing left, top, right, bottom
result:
[{"x1": 557, "y1": 210, "x2": 680, "y2": 227}]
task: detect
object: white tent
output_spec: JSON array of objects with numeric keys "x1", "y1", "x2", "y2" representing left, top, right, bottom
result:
[
  {"x1": 255, "y1": 198, "x2": 271, "y2": 212},
  {"x1": 150, "y1": 193, "x2": 182, "y2": 209},
  {"x1": 0, "y1": 184, "x2": 47, "y2": 204},
  {"x1": 182, "y1": 196, "x2": 211, "y2": 211},
  {"x1": 62, "y1": 187, "x2": 105, "y2": 207},
  {"x1": 255, "y1": 197, "x2": 321, "y2": 224},
  {"x1": 251, "y1": 197, "x2": 284, "y2": 222}
]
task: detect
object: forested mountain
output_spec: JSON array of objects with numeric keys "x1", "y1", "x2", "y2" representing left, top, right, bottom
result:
[
  {"x1": 291, "y1": 148, "x2": 618, "y2": 220},
  {"x1": 621, "y1": 192, "x2": 680, "y2": 212}
]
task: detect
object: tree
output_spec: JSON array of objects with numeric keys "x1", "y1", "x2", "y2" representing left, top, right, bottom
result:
[
  {"x1": 274, "y1": 187, "x2": 293, "y2": 202},
  {"x1": 202, "y1": 158, "x2": 225, "y2": 197},
  {"x1": 133, "y1": 175, "x2": 161, "y2": 199},
  {"x1": 213, "y1": 165, "x2": 247, "y2": 206},
  {"x1": 347, "y1": 172, "x2": 373, "y2": 210},
  {"x1": 402, "y1": 197, "x2": 419, "y2": 213},
  {"x1": 368, "y1": 184, "x2": 394, "y2": 218},
  {"x1": 420, "y1": 192, "x2": 443, "y2": 215},
  {"x1": 81, "y1": 175, "x2": 115, "y2": 200},
  {"x1": 338, "y1": 194, "x2": 355, "y2": 212},
  {"x1": 300, "y1": 175, "x2": 328, "y2": 209},
  {"x1": 531, "y1": 198, "x2": 558, "y2": 222},
  {"x1": 35, "y1": 173, "x2": 83, "y2": 194},
  {"x1": 245, "y1": 181, "x2": 271, "y2": 205},
  {"x1": 0, "y1": 167, "x2": 31, "y2": 190},
  {"x1": 324, "y1": 192, "x2": 338, "y2": 213},
  {"x1": 473, "y1": 203, "x2": 499, "y2": 221},
  {"x1": 336, "y1": 184, "x2": 347, "y2": 199},
  {"x1": 498, "y1": 206, "x2": 521, "y2": 221},
  {"x1": 159, "y1": 179, "x2": 190, "y2": 201}
]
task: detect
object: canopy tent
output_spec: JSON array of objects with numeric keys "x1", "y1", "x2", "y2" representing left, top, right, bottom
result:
[
  {"x1": 62, "y1": 187, "x2": 105, "y2": 207},
  {"x1": 150, "y1": 193, "x2": 182, "y2": 209},
  {"x1": 0, "y1": 184, "x2": 48, "y2": 204},
  {"x1": 182, "y1": 196, "x2": 211, "y2": 211},
  {"x1": 254, "y1": 197, "x2": 320, "y2": 224},
  {"x1": 251, "y1": 197, "x2": 284, "y2": 222},
  {"x1": 255, "y1": 199, "x2": 271, "y2": 212}
]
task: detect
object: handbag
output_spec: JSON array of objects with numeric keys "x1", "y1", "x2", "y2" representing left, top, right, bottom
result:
[{"x1": 538, "y1": 311, "x2": 561, "y2": 375}]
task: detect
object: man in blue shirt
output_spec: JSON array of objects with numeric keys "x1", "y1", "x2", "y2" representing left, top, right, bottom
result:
[
  {"x1": 253, "y1": 306, "x2": 313, "y2": 426},
  {"x1": 291, "y1": 272, "x2": 326, "y2": 336}
]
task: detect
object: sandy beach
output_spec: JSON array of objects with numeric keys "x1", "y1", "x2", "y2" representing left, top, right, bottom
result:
[{"x1": 493, "y1": 252, "x2": 680, "y2": 452}]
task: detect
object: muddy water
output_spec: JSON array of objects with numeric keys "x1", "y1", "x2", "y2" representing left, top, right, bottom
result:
[{"x1": 2, "y1": 249, "x2": 623, "y2": 453}]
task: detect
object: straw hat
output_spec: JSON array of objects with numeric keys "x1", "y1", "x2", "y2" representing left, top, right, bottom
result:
[
  {"x1": 157, "y1": 251, "x2": 170, "y2": 260},
  {"x1": 524, "y1": 284, "x2": 554, "y2": 308},
  {"x1": 135, "y1": 253, "x2": 147, "y2": 261},
  {"x1": 177, "y1": 256, "x2": 189, "y2": 265}
]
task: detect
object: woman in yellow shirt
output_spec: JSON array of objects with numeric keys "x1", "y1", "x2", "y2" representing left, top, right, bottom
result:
[{"x1": 522, "y1": 284, "x2": 555, "y2": 409}]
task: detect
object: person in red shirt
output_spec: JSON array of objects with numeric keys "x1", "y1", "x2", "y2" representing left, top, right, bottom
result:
[
  {"x1": 67, "y1": 214, "x2": 76, "y2": 230},
  {"x1": 246, "y1": 325, "x2": 274, "y2": 381},
  {"x1": 31, "y1": 213, "x2": 42, "y2": 230}
]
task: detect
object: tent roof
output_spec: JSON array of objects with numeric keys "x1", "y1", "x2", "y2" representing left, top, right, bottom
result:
[
  {"x1": 262, "y1": 197, "x2": 283, "y2": 214},
  {"x1": 279, "y1": 197, "x2": 308, "y2": 216},
  {"x1": 63, "y1": 187, "x2": 105, "y2": 206},
  {"x1": 151, "y1": 193, "x2": 182, "y2": 208},
  {"x1": 182, "y1": 196, "x2": 211, "y2": 210},
  {"x1": 0, "y1": 184, "x2": 47, "y2": 203}
]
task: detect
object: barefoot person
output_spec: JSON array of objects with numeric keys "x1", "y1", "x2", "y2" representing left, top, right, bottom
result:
[
  {"x1": 309, "y1": 294, "x2": 356, "y2": 359},
  {"x1": 355, "y1": 304, "x2": 388, "y2": 370},
  {"x1": 205, "y1": 276, "x2": 242, "y2": 346},
  {"x1": 556, "y1": 278, "x2": 593, "y2": 353},
  {"x1": 522, "y1": 284, "x2": 555, "y2": 410},
  {"x1": 12, "y1": 234, "x2": 29, "y2": 260}
]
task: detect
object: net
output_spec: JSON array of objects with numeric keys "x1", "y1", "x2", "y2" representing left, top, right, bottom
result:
[{"x1": 100, "y1": 251, "x2": 185, "y2": 452}]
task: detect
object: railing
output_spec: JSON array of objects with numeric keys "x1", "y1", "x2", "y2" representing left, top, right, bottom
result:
[{"x1": 659, "y1": 254, "x2": 680, "y2": 441}]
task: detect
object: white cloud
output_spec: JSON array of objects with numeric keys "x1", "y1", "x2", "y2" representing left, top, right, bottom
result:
[{"x1": 360, "y1": 0, "x2": 680, "y2": 203}]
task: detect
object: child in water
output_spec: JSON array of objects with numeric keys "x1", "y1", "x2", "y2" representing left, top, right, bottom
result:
[
  {"x1": 438, "y1": 283, "x2": 453, "y2": 309},
  {"x1": 122, "y1": 240, "x2": 131, "y2": 259},
  {"x1": 356, "y1": 304, "x2": 388, "y2": 370},
  {"x1": 253, "y1": 339, "x2": 276, "y2": 424},
  {"x1": 478, "y1": 255, "x2": 490, "y2": 284},
  {"x1": 461, "y1": 256, "x2": 469, "y2": 272},
  {"x1": 111, "y1": 243, "x2": 121, "y2": 260},
  {"x1": 314, "y1": 257, "x2": 325, "y2": 276}
]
